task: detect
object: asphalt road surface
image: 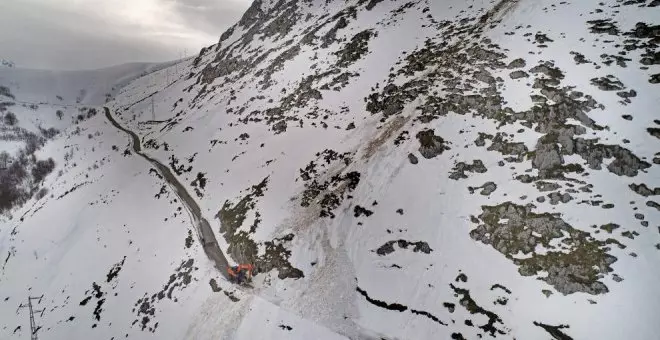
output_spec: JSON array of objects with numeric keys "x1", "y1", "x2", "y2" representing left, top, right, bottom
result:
[{"x1": 104, "y1": 107, "x2": 231, "y2": 280}]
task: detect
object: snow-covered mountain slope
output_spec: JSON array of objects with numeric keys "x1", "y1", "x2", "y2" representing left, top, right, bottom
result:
[
  {"x1": 2, "y1": 0, "x2": 660, "y2": 339},
  {"x1": 0, "y1": 62, "x2": 180, "y2": 106},
  {"x1": 0, "y1": 61, "x2": 180, "y2": 137},
  {"x1": 0, "y1": 62, "x2": 180, "y2": 219}
]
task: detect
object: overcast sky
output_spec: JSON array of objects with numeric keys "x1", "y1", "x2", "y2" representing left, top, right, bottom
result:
[{"x1": 0, "y1": 0, "x2": 250, "y2": 70}]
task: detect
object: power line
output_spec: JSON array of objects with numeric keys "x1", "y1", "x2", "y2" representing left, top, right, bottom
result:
[{"x1": 17, "y1": 295, "x2": 45, "y2": 340}]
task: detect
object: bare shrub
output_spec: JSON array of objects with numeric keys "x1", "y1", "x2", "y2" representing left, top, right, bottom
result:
[{"x1": 4, "y1": 112, "x2": 17, "y2": 126}]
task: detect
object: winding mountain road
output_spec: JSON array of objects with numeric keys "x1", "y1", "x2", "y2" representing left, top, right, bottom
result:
[{"x1": 104, "y1": 107, "x2": 231, "y2": 280}]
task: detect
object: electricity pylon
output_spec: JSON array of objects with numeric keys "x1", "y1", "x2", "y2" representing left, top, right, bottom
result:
[{"x1": 17, "y1": 295, "x2": 45, "y2": 340}]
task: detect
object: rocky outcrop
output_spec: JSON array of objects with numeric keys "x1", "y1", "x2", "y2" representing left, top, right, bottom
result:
[
  {"x1": 469, "y1": 182, "x2": 497, "y2": 195},
  {"x1": 449, "y1": 160, "x2": 487, "y2": 180},
  {"x1": 416, "y1": 129, "x2": 450, "y2": 159},
  {"x1": 629, "y1": 183, "x2": 660, "y2": 196},
  {"x1": 375, "y1": 240, "x2": 432, "y2": 256},
  {"x1": 471, "y1": 202, "x2": 618, "y2": 295}
]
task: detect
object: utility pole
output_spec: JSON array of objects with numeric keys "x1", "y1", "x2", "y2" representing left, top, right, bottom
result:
[{"x1": 17, "y1": 295, "x2": 45, "y2": 340}]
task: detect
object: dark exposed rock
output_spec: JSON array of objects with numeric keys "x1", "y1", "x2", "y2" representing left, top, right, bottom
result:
[
  {"x1": 621, "y1": 231, "x2": 636, "y2": 240},
  {"x1": 375, "y1": 240, "x2": 432, "y2": 256},
  {"x1": 529, "y1": 62, "x2": 565, "y2": 80},
  {"x1": 509, "y1": 70, "x2": 529, "y2": 79},
  {"x1": 450, "y1": 284, "x2": 507, "y2": 337},
  {"x1": 410, "y1": 309, "x2": 447, "y2": 326},
  {"x1": 259, "y1": 45, "x2": 302, "y2": 88},
  {"x1": 534, "y1": 321, "x2": 574, "y2": 340},
  {"x1": 449, "y1": 160, "x2": 487, "y2": 180},
  {"x1": 480, "y1": 182, "x2": 497, "y2": 195},
  {"x1": 586, "y1": 19, "x2": 620, "y2": 35},
  {"x1": 536, "y1": 181, "x2": 561, "y2": 192},
  {"x1": 209, "y1": 279, "x2": 222, "y2": 292},
  {"x1": 648, "y1": 128, "x2": 660, "y2": 139},
  {"x1": 599, "y1": 223, "x2": 620, "y2": 233},
  {"x1": 321, "y1": 17, "x2": 349, "y2": 48},
  {"x1": 335, "y1": 30, "x2": 375, "y2": 67},
  {"x1": 354, "y1": 205, "x2": 374, "y2": 217},
  {"x1": 260, "y1": 234, "x2": 304, "y2": 279},
  {"x1": 569, "y1": 138, "x2": 650, "y2": 177},
  {"x1": 471, "y1": 202, "x2": 617, "y2": 295},
  {"x1": 474, "y1": 132, "x2": 493, "y2": 147},
  {"x1": 548, "y1": 192, "x2": 573, "y2": 205},
  {"x1": 570, "y1": 51, "x2": 591, "y2": 64},
  {"x1": 408, "y1": 153, "x2": 419, "y2": 164},
  {"x1": 590, "y1": 76, "x2": 625, "y2": 91},
  {"x1": 416, "y1": 129, "x2": 450, "y2": 158},
  {"x1": 106, "y1": 257, "x2": 126, "y2": 283},
  {"x1": 216, "y1": 178, "x2": 303, "y2": 279},
  {"x1": 486, "y1": 133, "x2": 528, "y2": 162},
  {"x1": 469, "y1": 182, "x2": 497, "y2": 195},
  {"x1": 650, "y1": 73, "x2": 660, "y2": 84},
  {"x1": 616, "y1": 89, "x2": 637, "y2": 102},
  {"x1": 601, "y1": 53, "x2": 632, "y2": 67},
  {"x1": 629, "y1": 183, "x2": 660, "y2": 196},
  {"x1": 365, "y1": 0, "x2": 384, "y2": 10},
  {"x1": 535, "y1": 33, "x2": 554, "y2": 44},
  {"x1": 199, "y1": 56, "x2": 249, "y2": 85},
  {"x1": 272, "y1": 120, "x2": 287, "y2": 134},
  {"x1": 533, "y1": 138, "x2": 564, "y2": 178},
  {"x1": 507, "y1": 58, "x2": 526, "y2": 69},
  {"x1": 356, "y1": 286, "x2": 407, "y2": 312}
]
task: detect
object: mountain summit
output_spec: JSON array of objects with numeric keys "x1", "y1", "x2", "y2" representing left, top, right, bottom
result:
[{"x1": 1, "y1": 0, "x2": 659, "y2": 339}]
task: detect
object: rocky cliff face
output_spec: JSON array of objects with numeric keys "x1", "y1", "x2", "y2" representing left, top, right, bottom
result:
[{"x1": 2, "y1": 0, "x2": 659, "y2": 339}]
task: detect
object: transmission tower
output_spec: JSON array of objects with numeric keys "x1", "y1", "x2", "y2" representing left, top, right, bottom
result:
[{"x1": 17, "y1": 295, "x2": 45, "y2": 340}]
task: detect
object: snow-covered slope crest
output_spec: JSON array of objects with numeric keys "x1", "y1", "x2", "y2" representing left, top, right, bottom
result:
[{"x1": 2, "y1": 0, "x2": 660, "y2": 339}]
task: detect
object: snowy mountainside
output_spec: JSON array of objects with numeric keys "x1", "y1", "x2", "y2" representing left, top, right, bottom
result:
[
  {"x1": 0, "y1": 62, "x2": 176, "y2": 106},
  {"x1": 0, "y1": 62, "x2": 178, "y2": 218},
  {"x1": 2, "y1": 0, "x2": 660, "y2": 339},
  {"x1": 0, "y1": 61, "x2": 177, "y2": 140}
]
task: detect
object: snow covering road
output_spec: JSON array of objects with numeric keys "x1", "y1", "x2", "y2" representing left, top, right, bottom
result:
[{"x1": 103, "y1": 107, "x2": 231, "y2": 280}]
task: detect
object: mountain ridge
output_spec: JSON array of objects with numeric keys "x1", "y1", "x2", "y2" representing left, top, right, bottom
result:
[{"x1": 1, "y1": 0, "x2": 659, "y2": 339}]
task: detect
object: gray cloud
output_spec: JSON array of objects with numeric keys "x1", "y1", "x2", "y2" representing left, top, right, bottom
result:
[{"x1": 0, "y1": 0, "x2": 250, "y2": 70}]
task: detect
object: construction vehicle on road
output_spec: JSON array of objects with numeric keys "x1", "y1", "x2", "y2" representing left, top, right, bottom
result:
[{"x1": 227, "y1": 264, "x2": 255, "y2": 285}]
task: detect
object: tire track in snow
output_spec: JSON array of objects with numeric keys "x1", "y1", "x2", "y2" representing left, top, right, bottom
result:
[{"x1": 104, "y1": 107, "x2": 231, "y2": 280}]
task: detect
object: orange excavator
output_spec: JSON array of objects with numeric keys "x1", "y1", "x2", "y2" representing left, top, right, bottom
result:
[{"x1": 227, "y1": 264, "x2": 254, "y2": 285}]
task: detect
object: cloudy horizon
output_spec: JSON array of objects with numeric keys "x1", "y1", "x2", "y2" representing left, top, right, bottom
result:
[{"x1": 0, "y1": 0, "x2": 251, "y2": 70}]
